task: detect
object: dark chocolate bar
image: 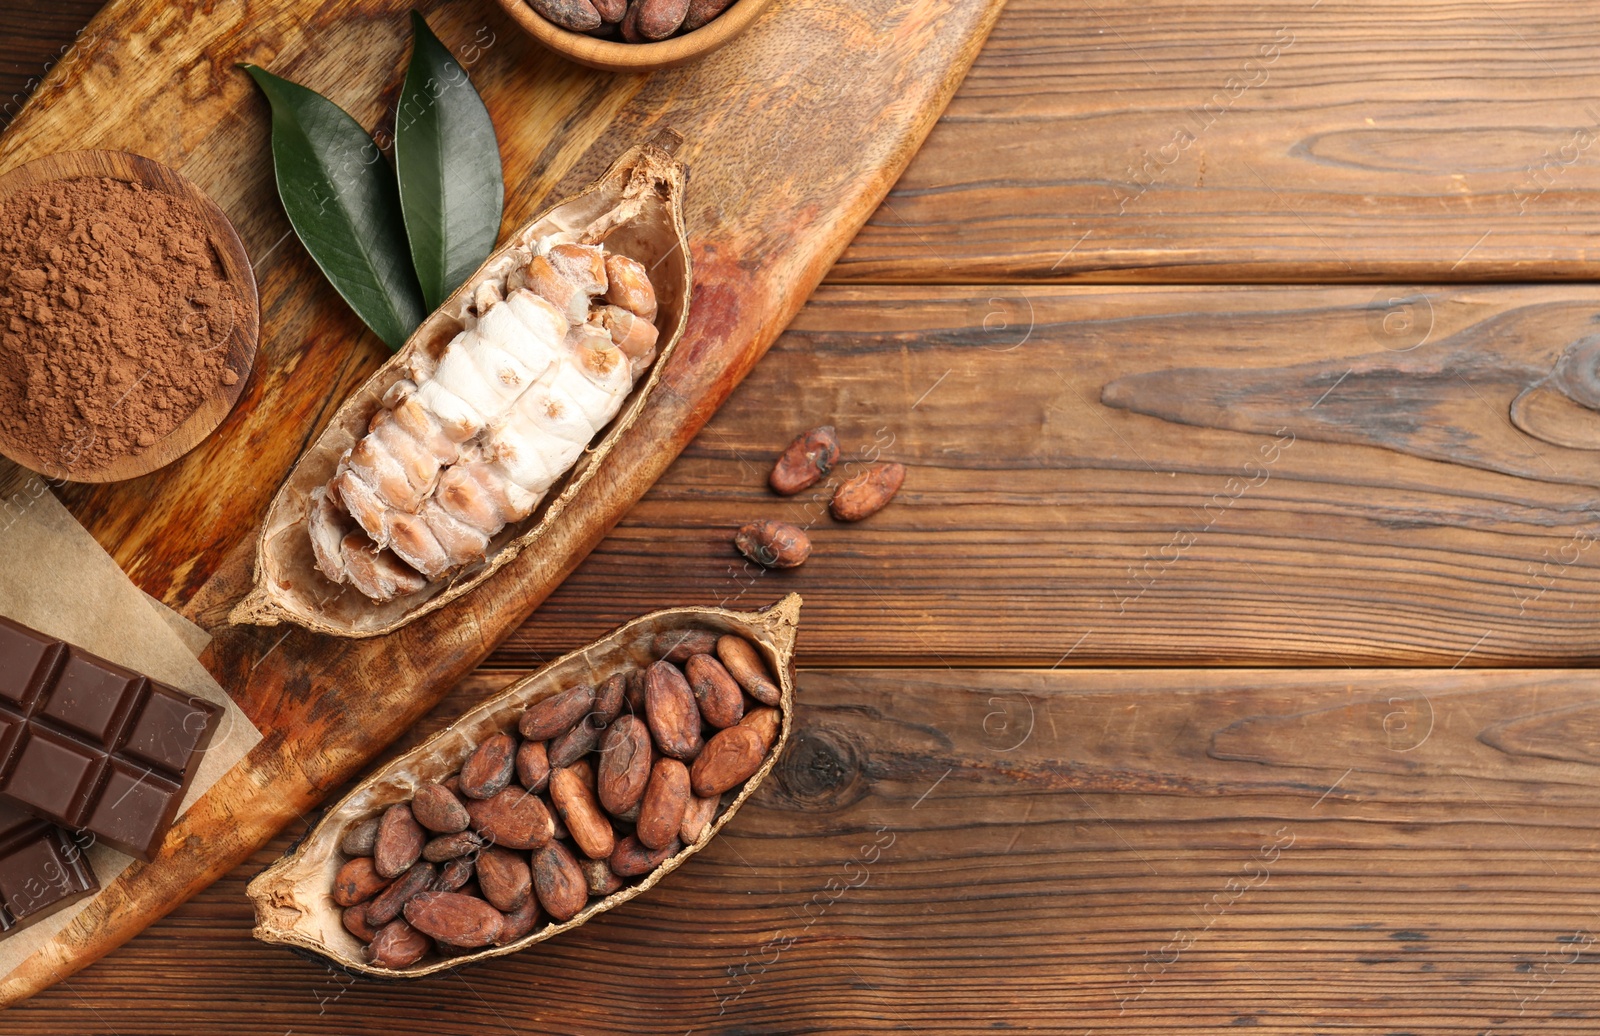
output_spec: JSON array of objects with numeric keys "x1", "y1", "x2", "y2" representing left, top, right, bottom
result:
[
  {"x1": 0, "y1": 616, "x2": 221, "y2": 860},
  {"x1": 0, "y1": 800, "x2": 97, "y2": 938}
]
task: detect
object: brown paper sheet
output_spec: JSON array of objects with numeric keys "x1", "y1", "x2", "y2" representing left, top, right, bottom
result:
[{"x1": 0, "y1": 475, "x2": 261, "y2": 972}]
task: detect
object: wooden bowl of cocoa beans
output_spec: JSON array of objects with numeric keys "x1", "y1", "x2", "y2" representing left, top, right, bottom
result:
[{"x1": 494, "y1": 0, "x2": 773, "y2": 71}]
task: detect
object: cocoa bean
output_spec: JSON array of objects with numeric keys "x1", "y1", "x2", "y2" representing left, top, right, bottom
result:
[
  {"x1": 739, "y1": 706, "x2": 781, "y2": 751},
  {"x1": 609, "y1": 834, "x2": 680, "y2": 877},
  {"x1": 423, "y1": 830, "x2": 484, "y2": 862},
  {"x1": 769, "y1": 425, "x2": 839, "y2": 496},
  {"x1": 679, "y1": 792, "x2": 719, "y2": 844},
  {"x1": 549, "y1": 807, "x2": 569, "y2": 842},
  {"x1": 333, "y1": 856, "x2": 392, "y2": 907},
  {"x1": 582, "y1": 855, "x2": 627, "y2": 897},
  {"x1": 528, "y1": 0, "x2": 603, "y2": 31},
  {"x1": 716, "y1": 634, "x2": 781, "y2": 706},
  {"x1": 830, "y1": 462, "x2": 905, "y2": 522},
  {"x1": 340, "y1": 817, "x2": 381, "y2": 857},
  {"x1": 690, "y1": 725, "x2": 766, "y2": 796},
  {"x1": 520, "y1": 684, "x2": 596, "y2": 742},
  {"x1": 411, "y1": 783, "x2": 471, "y2": 834},
  {"x1": 516, "y1": 740, "x2": 551, "y2": 792},
  {"x1": 734, "y1": 520, "x2": 810, "y2": 568},
  {"x1": 475, "y1": 846, "x2": 534, "y2": 913},
  {"x1": 685, "y1": 653, "x2": 744, "y2": 729},
  {"x1": 624, "y1": 669, "x2": 647, "y2": 714},
  {"x1": 373, "y1": 803, "x2": 426, "y2": 878},
  {"x1": 598, "y1": 716, "x2": 654, "y2": 816},
  {"x1": 533, "y1": 842, "x2": 589, "y2": 922},
  {"x1": 548, "y1": 715, "x2": 601, "y2": 768},
  {"x1": 652, "y1": 629, "x2": 720, "y2": 664},
  {"x1": 591, "y1": 0, "x2": 627, "y2": 21},
  {"x1": 459, "y1": 733, "x2": 518, "y2": 800},
  {"x1": 620, "y1": 0, "x2": 646, "y2": 41},
  {"x1": 367, "y1": 919, "x2": 430, "y2": 968},
  {"x1": 637, "y1": 758, "x2": 691, "y2": 850},
  {"x1": 682, "y1": 0, "x2": 737, "y2": 31},
  {"x1": 365, "y1": 861, "x2": 438, "y2": 925},
  {"x1": 550, "y1": 765, "x2": 616, "y2": 860},
  {"x1": 343, "y1": 902, "x2": 379, "y2": 942},
  {"x1": 404, "y1": 892, "x2": 505, "y2": 948},
  {"x1": 435, "y1": 856, "x2": 475, "y2": 892},
  {"x1": 593, "y1": 673, "x2": 627, "y2": 726},
  {"x1": 645, "y1": 660, "x2": 703, "y2": 760},
  {"x1": 465, "y1": 788, "x2": 555, "y2": 850},
  {"x1": 495, "y1": 895, "x2": 544, "y2": 945},
  {"x1": 442, "y1": 775, "x2": 461, "y2": 794},
  {"x1": 636, "y1": 0, "x2": 690, "y2": 39}
]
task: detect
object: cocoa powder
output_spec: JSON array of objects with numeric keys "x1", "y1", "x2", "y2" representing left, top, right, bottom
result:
[{"x1": 0, "y1": 176, "x2": 239, "y2": 472}]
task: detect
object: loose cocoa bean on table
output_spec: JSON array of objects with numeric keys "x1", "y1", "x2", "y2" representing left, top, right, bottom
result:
[{"x1": 734, "y1": 520, "x2": 811, "y2": 569}]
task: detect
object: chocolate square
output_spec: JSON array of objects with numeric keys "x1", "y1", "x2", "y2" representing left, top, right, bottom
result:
[
  {"x1": 0, "y1": 618, "x2": 62, "y2": 712},
  {"x1": 0, "y1": 728, "x2": 104, "y2": 827},
  {"x1": 39, "y1": 649, "x2": 145, "y2": 746},
  {"x1": 83, "y1": 761, "x2": 181, "y2": 860},
  {"x1": 122, "y1": 684, "x2": 219, "y2": 776},
  {"x1": 0, "y1": 800, "x2": 97, "y2": 936}
]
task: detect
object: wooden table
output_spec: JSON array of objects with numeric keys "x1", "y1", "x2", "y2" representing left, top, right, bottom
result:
[{"x1": 7, "y1": 1, "x2": 1600, "y2": 1031}]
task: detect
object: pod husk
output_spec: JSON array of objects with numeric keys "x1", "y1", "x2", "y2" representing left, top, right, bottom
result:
[
  {"x1": 229, "y1": 142, "x2": 691, "y2": 636},
  {"x1": 246, "y1": 594, "x2": 801, "y2": 978}
]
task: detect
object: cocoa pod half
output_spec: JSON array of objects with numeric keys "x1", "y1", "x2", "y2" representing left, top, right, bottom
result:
[
  {"x1": 533, "y1": 842, "x2": 589, "y2": 922},
  {"x1": 830, "y1": 462, "x2": 905, "y2": 522},
  {"x1": 333, "y1": 856, "x2": 392, "y2": 907},
  {"x1": 691, "y1": 725, "x2": 766, "y2": 797},
  {"x1": 404, "y1": 892, "x2": 505, "y2": 948},
  {"x1": 411, "y1": 783, "x2": 471, "y2": 834},
  {"x1": 459, "y1": 733, "x2": 518, "y2": 800},
  {"x1": 769, "y1": 425, "x2": 839, "y2": 496},
  {"x1": 368, "y1": 919, "x2": 431, "y2": 968},
  {"x1": 716, "y1": 634, "x2": 781, "y2": 706},
  {"x1": 366, "y1": 861, "x2": 438, "y2": 926},
  {"x1": 645, "y1": 661, "x2": 704, "y2": 760},
  {"x1": 685, "y1": 653, "x2": 744, "y2": 729},
  {"x1": 734, "y1": 520, "x2": 810, "y2": 569},
  {"x1": 475, "y1": 846, "x2": 534, "y2": 913},
  {"x1": 550, "y1": 765, "x2": 616, "y2": 860},
  {"x1": 520, "y1": 684, "x2": 596, "y2": 742},
  {"x1": 465, "y1": 788, "x2": 555, "y2": 850},
  {"x1": 528, "y1": 0, "x2": 603, "y2": 31},
  {"x1": 373, "y1": 803, "x2": 426, "y2": 878},
  {"x1": 636, "y1": 0, "x2": 690, "y2": 39},
  {"x1": 637, "y1": 758, "x2": 691, "y2": 850}
]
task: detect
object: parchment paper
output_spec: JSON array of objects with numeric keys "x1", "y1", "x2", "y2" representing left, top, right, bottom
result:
[{"x1": 0, "y1": 475, "x2": 262, "y2": 971}]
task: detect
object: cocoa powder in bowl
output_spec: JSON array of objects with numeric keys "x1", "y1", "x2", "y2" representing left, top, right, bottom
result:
[{"x1": 0, "y1": 175, "x2": 241, "y2": 475}]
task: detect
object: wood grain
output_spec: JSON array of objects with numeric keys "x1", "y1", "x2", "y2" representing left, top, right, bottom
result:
[
  {"x1": 484, "y1": 283, "x2": 1600, "y2": 669},
  {"x1": 9, "y1": 666, "x2": 1600, "y2": 1034},
  {"x1": 0, "y1": 0, "x2": 1004, "y2": 1007}
]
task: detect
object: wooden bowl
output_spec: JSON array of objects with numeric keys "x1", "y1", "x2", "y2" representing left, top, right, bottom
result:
[
  {"x1": 0, "y1": 149, "x2": 258, "y2": 483},
  {"x1": 493, "y1": 0, "x2": 775, "y2": 71}
]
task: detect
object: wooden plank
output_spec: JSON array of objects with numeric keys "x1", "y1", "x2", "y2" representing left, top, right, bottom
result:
[
  {"x1": 0, "y1": 0, "x2": 1004, "y2": 1006},
  {"x1": 0, "y1": 0, "x2": 102, "y2": 131},
  {"x1": 834, "y1": 0, "x2": 1600, "y2": 282},
  {"x1": 8, "y1": 666, "x2": 1600, "y2": 1033},
  {"x1": 490, "y1": 283, "x2": 1600, "y2": 669}
]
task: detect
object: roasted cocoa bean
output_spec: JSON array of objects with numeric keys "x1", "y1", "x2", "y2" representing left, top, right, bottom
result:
[
  {"x1": 830, "y1": 462, "x2": 905, "y2": 522},
  {"x1": 423, "y1": 830, "x2": 484, "y2": 862},
  {"x1": 465, "y1": 788, "x2": 555, "y2": 850},
  {"x1": 333, "y1": 856, "x2": 393, "y2": 907},
  {"x1": 374, "y1": 803, "x2": 426, "y2": 878},
  {"x1": 411, "y1": 783, "x2": 471, "y2": 834},
  {"x1": 533, "y1": 841, "x2": 589, "y2": 922},
  {"x1": 609, "y1": 834, "x2": 680, "y2": 877},
  {"x1": 495, "y1": 895, "x2": 544, "y2": 944},
  {"x1": 645, "y1": 660, "x2": 703, "y2": 760},
  {"x1": 679, "y1": 792, "x2": 719, "y2": 844},
  {"x1": 652, "y1": 629, "x2": 720, "y2": 664},
  {"x1": 476, "y1": 846, "x2": 534, "y2": 913},
  {"x1": 459, "y1": 733, "x2": 518, "y2": 799},
  {"x1": 516, "y1": 740, "x2": 551, "y2": 792},
  {"x1": 716, "y1": 634, "x2": 781, "y2": 706},
  {"x1": 520, "y1": 684, "x2": 596, "y2": 741},
  {"x1": 550, "y1": 765, "x2": 616, "y2": 860},
  {"x1": 769, "y1": 425, "x2": 839, "y2": 496},
  {"x1": 734, "y1": 520, "x2": 810, "y2": 568},
  {"x1": 340, "y1": 817, "x2": 381, "y2": 857},
  {"x1": 404, "y1": 891, "x2": 505, "y2": 948},
  {"x1": 690, "y1": 725, "x2": 766, "y2": 796},
  {"x1": 591, "y1": 0, "x2": 627, "y2": 21},
  {"x1": 343, "y1": 902, "x2": 379, "y2": 942},
  {"x1": 435, "y1": 856, "x2": 475, "y2": 892},
  {"x1": 528, "y1": 0, "x2": 603, "y2": 31},
  {"x1": 548, "y1": 714, "x2": 601, "y2": 768},
  {"x1": 619, "y1": 0, "x2": 646, "y2": 41},
  {"x1": 636, "y1": 0, "x2": 690, "y2": 39},
  {"x1": 597, "y1": 715, "x2": 654, "y2": 816},
  {"x1": 366, "y1": 861, "x2": 438, "y2": 925},
  {"x1": 682, "y1": 0, "x2": 737, "y2": 31},
  {"x1": 367, "y1": 919, "x2": 431, "y2": 968},
  {"x1": 593, "y1": 673, "x2": 627, "y2": 726},
  {"x1": 739, "y1": 706, "x2": 781, "y2": 751},
  {"x1": 685, "y1": 653, "x2": 744, "y2": 729},
  {"x1": 637, "y1": 758, "x2": 691, "y2": 850}
]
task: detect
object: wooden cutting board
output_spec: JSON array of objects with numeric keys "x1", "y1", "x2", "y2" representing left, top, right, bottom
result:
[{"x1": 0, "y1": 0, "x2": 1004, "y2": 1006}]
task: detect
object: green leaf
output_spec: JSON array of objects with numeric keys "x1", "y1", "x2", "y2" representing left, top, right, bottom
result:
[
  {"x1": 395, "y1": 11, "x2": 504, "y2": 311},
  {"x1": 241, "y1": 64, "x2": 426, "y2": 351}
]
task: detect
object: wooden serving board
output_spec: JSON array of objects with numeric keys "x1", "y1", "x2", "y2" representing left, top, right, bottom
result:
[{"x1": 0, "y1": 0, "x2": 1004, "y2": 1006}]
